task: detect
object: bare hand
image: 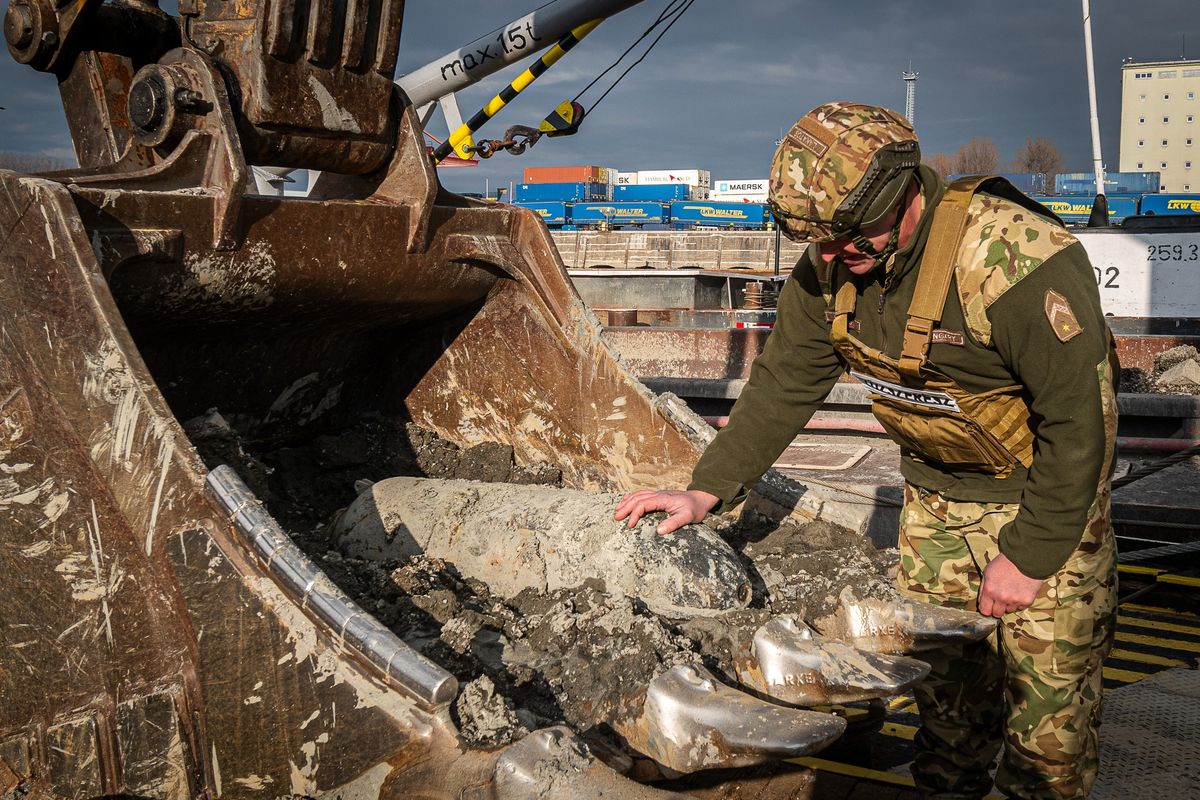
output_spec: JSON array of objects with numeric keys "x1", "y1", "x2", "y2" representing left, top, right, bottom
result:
[
  {"x1": 614, "y1": 489, "x2": 720, "y2": 535},
  {"x1": 978, "y1": 554, "x2": 1043, "y2": 618}
]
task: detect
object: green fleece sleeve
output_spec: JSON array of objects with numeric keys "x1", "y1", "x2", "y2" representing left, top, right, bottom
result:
[
  {"x1": 986, "y1": 242, "x2": 1114, "y2": 579},
  {"x1": 688, "y1": 258, "x2": 846, "y2": 511}
]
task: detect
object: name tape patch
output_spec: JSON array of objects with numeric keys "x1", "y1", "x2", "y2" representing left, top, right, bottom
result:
[
  {"x1": 788, "y1": 120, "x2": 831, "y2": 157},
  {"x1": 824, "y1": 311, "x2": 861, "y2": 330},
  {"x1": 932, "y1": 329, "x2": 965, "y2": 346},
  {"x1": 852, "y1": 371, "x2": 962, "y2": 413}
]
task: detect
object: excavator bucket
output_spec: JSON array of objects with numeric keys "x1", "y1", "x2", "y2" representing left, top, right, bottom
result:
[
  {"x1": 0, "y1": 1, "x2": 994, "y2": 796},
  {"x1": 0, "y1": 2, "x2": 728, "y2": 796}
]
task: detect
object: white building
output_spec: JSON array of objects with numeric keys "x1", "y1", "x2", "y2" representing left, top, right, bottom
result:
[{"x1": 1119, "y1": 58, "x2": 1200, "y2": 193}]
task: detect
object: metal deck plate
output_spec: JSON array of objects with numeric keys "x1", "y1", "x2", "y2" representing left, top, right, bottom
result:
[
  {"x1": 1093, "y1": 666, "x2": 1200, "y2": 797},
  {"x1": 775, "y1": 443, "x2": 873, "y2": 471}
]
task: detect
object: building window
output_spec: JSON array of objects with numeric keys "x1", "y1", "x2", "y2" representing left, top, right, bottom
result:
[
  {"x1": 1165, "y1": 93, "x2": 1172, "y2": 100},
  {"x1": 1184, "y1": 69, "x2": 1200, "y2": 77},
  {"x1": 1139, "y1": 117, "x2": 1146, "y2": 124},
  {"x1": 1161, "y1": 70, "x2": 1178, "y2": 78},
  {"x1": 1139, "y1": 139, "x2": 1145, "y2": 147},
  {"x1": 1164, "y1": 116, "x2": 1171, "y2": 124},
  {"x1": 1135, "y1": 71, "x2": 1153, "y2": 78},
  {"x1": 1187, "y1": 184, "x2": 1192, "y2": 191},
  {"x1": 1140, "y1": 94, "x2": 1147, "y2": 101},
  {"x1": 1190, "y1": 115, "x2": 1195, "y2": 123},
  {"x1": 1161, "y1": 162, "x2": 1169, "y2": 169},
  {"x1": 1163, "y1": 139, "x2": 1170, "y2": 146},
  {"x1": 1188, "y1": 161, "x2": 1194, "y2": 169},
  {"x1": 1189, "y1": 138, "x2": 1195, "y2": 146},
  {"x1": 1137, "y1": 162, "x2": 1144, "y2": 169}
]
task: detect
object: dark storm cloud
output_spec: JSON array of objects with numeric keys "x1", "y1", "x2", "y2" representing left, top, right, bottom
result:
[{"x1": 2, "y1": 0, "x2": 1197, "y2": 194}]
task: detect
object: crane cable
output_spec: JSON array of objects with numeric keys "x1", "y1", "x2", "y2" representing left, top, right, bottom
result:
[
  {"x1": 571, "y1": 0, "x2": 695, "y2": 116},
  {"x1": 434, "y1": 0, "x2": 696, "y2": 163}
]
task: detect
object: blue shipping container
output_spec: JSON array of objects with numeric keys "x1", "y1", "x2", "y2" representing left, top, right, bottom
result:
[
  {"x1": 670, "y1": 201, "x2": 769, "y2": 228},
  {"x1": 1138, "y1": 194, "x2": 1200, "y2": 215},
  {"x1": 514, "y1": 201, "x2": 570, "y2": 226},
  {"x1": 1031, "y1": 195, "x2": 1139, "y2": 224},
  {"x1": 1054, "y1": 171, "x2": 1160, "y2": 195},
  {"x1": 615, "y1": 184, "x2": 693, "y2": 202},
  {"x1": 572, "y1": 202, "x2": 669, "y2": 225},
  {"x1": 513, "y1": 182, "x2": 611, "y2": 202}
]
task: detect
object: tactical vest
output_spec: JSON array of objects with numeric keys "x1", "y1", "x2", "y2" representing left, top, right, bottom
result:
[{"x1": 829, "y1": 176, "x2": 1072, "y2": 477}]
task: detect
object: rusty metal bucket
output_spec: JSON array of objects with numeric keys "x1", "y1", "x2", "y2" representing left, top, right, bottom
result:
[{"x1": 0, "y1": 1, "x2": 721, "y2": 796}]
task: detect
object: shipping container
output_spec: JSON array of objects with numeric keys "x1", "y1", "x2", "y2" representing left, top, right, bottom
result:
[
  {"x1": 616, "y1": 171, "x2": 638, "y2": 185},
  {"x1": 522, "y1": 166, "x2": 613, "y2": 184},
  {"x1": 615, "y1": 183, "x2": 694, "y2": 202},
  {"x1": 1054, "y1": 171, "x2": 1160, "y2": 195},
  {"x1": 513, "y1": 201, "x2": 570, "y2": 226},
  {"x1": 712, "y1": 179, "x2": 769, "y2": 195},
  {"x1": 572, "y1": 202, "x2": 669, "y2": 225},
  {"x1": 670, "y1": 201, "x2": 769, "y2": 228},
  {"x1": 1139, "y1": 193, "x2": 1200, "y2": 215},
  {"x1": 513, "y1": 182, "x2": 611, "y2": 202},
  {"x1": 709, "y1": 191, "x2": 769, "y2": 203},
  {"x1": 636, "y1": 169, "x2": 711, "y2": 189},
  {"x1": 1031, "y1": 195, "x2": 1140, "y2": 224}
]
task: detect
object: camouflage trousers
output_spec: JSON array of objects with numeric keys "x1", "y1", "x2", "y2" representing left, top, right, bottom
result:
[{"x1": 896, "y1": 483, "x2": 1117, "y2": 799}]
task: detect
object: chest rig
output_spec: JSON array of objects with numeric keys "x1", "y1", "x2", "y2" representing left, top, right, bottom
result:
[{"x1": 829, "y1": 176, "x2": 1062, "y2": 477}]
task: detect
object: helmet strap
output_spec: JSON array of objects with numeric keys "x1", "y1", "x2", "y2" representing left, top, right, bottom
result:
[{"x1": 848, "y1": 210, "x2": 904, "y2": 270}]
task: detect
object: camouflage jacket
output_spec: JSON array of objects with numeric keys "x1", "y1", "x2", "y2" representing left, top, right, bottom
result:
[{"x1": 690, "y1": 166, "x2": 1117, "y2": 579}]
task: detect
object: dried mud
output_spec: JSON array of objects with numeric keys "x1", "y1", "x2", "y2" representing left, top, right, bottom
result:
[{"x1": 186, "y1": 410, "x2": 894, "y2": 751}]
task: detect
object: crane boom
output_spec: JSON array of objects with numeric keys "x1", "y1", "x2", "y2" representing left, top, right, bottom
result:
[{"x1": 397, "y1": 0, "x2": 646, "y2": 107}]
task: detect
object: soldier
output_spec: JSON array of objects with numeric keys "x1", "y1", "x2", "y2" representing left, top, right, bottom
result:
[{"x1": 615, "y1": 101, "x2": 1118, "y2": 799}]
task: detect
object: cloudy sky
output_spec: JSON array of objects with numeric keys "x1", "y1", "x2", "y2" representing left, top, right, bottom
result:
[{"x1": 2, "y1": 0, "x2": 1198, "y2": 195}]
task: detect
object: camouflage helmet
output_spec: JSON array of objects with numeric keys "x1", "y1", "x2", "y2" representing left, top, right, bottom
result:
[{"x1": 769, "y1": 102, "x2": 921, "y2": 242}]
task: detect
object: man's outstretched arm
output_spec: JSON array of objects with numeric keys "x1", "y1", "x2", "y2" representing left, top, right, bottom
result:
[{"x1": 616, "y1": 261, "x2": 844, "y2": 533}]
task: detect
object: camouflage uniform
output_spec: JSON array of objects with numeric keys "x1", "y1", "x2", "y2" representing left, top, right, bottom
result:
[
  {"x1": 691, "y1": 103, "x2": 1120, "y2": 798},
  {"x1": 898, "y1": 484, "x2": 1117, "y2": 798}
]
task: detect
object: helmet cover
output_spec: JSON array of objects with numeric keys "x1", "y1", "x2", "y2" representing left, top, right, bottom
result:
[{"x1": 769, "y1": 102, "x2": 920, "y2": 242}]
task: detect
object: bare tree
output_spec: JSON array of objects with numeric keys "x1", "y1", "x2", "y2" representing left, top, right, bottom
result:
[
  {"x1": 953, "y1": 137, "x2": 999, "y2": 175},
  {"x1": 924, "y1": 152, "x2": 955, "y2": 178},
  {"x1": 1011, "y1": 136, "x2": 1063, "y2": 190},
  {"x1": 0, "y1": 152, "x2": 72, "y2": 173}
]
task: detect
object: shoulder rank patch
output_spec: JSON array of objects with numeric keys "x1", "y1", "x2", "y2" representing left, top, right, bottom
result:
[{"x1": 1044, "y1": 289, "x2": 1083, "y2": 342}]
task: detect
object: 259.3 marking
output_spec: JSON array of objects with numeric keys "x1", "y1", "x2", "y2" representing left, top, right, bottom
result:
[
  {"x1": 1147, "y1": 243, "x2": 1200, "y2": 262},
  {"x1": 1093, "y1": 266, "x2": 1120, "y2": 289}
]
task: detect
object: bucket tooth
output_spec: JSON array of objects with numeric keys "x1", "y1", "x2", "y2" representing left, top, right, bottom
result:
[
  {"x1": 814, "y1": 588, "x2": 998, "y2": 654},
  {"x1": 613, "y1": 664, "x2": 846, "y2": 774},
  {"x1": 738, "y1": 616, "x2": 930, "y2": 706},
  {"x1": 479, "y1": 726, "x2": 692, "y2": 799}
]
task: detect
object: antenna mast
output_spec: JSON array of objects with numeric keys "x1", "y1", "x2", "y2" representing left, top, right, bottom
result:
[{"x1": 902, "y1": 65, "x2": 918, "y2": 124}]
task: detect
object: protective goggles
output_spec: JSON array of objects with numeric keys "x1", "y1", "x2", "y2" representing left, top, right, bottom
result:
[{"x1": 766, "y1": 198, "x2": 845, "y2": 244}]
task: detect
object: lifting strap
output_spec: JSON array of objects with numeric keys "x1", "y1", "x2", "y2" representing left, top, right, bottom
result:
[{"x1": 898, "y1": 175, "x2": 994, "y2": 379}]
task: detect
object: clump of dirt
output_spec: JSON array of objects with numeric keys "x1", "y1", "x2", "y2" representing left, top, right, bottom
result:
[
  {"x1": 382, "y1": 556, "x2": 700, "y2": 747},
  {"x1": 725, "y1": 517, "x2": 898, "y2": 621},
  {"x1": 504, "y1": 580, "x2": 701, "y2": 727},
  {"x1": 455, "y1": 675, "x2": 528, "y2": 748}
]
